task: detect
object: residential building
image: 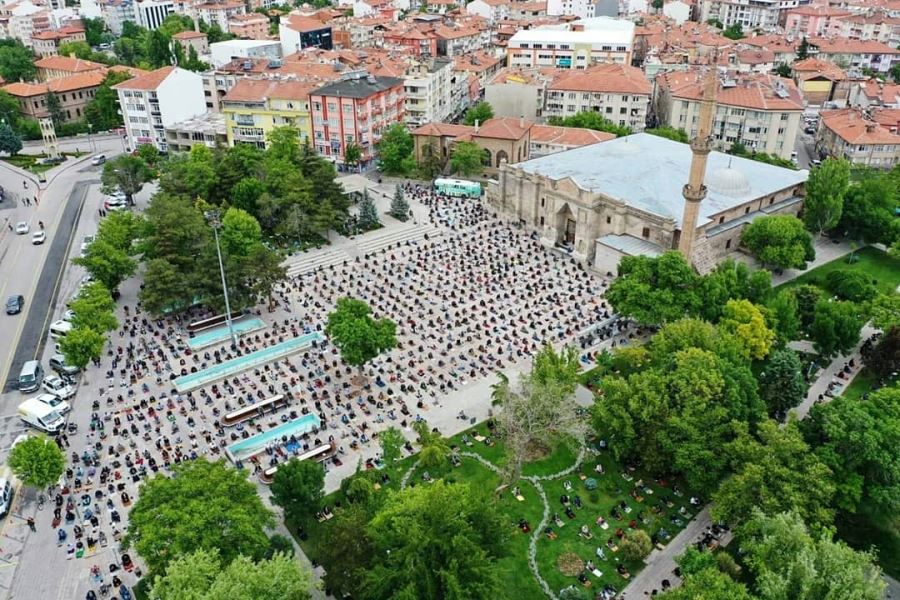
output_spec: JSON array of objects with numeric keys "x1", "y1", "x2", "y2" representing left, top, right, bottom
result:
[
  {"x1": 507, "y1": 17, "x2": 635, "y2": 69},
  {"x1": 546, "y1": 0, "x2": 595, "y2": 19},
  {"x1": 412, "y1": 117, "x2": 533, "y2": 171},
  {"x1": 31, "y1": 24, "x2": 86, "y2": 57},
  {"x1": 783, "y1": 5, "x2": 852, "y2": 38},
  {"x1": 209, "y1": 39, "x2": 281, "y2": 67},
  {"x1": 544, "y1": 63, "x2": 651, "y2": 130},
  {"x1": 816, "y1": 108, "x2": 900, "y2": 168},
  {"x1": 192, "y1": 1, "x2": 245, "y2": 31},
  {"x1": 662, "y1": 0, "x2": 691, "y2": 25},
  {"x1": 135, "y1": 0, "x2": 173, "y2": 30},
  {"x1": 172, "y1": 30, "x2": 209, "y2": 55},
  {"x1": 35, "y1": 55, "x2": 106, "y2": 81},
  {"x1": 221, "y1": 78, "x2": 315, "y2": 148},
  {"x1": 831, "y1": 12, "x2": 900, "y2": 44},
  {"x1": 465, "y1": 0, "x2": 510, "y2": 23},
  {"x1": 101, "y1": 0, "x2": 133, "y2": 35},
  {"x1": 806, "y1": 37, "x2": 900, "y2": 74},
  {"x1": 382, "y1": 22, "x2": 438, "y2": 57},
  {"x1": 309, "y1": 72, "x2": 405, "y2": 166},
  {"x1": 114, "y1": 66, "x2": 207, "y2": 151},
  {"x1": 699, "y1": 0, "x2": 802, "y2": 31},
  {"x1": 229, "y1": 13, "x2": 268, "y2": 39},
  {"x1": 165, "y1": 112, "x2": 228, "y2": 151},
  {"x1": 655, "y1": 70, "x2": 804, "y2": 159},
  {"x1": 849, "y1": 79, "x2": 900, "y2": 109},
  {"x1": 792, "y1": 57, "x2": 848, "y2": 106},
  {"x1": 528, "y1": 123, "x2": 614, "y2": 157},
  {"x1": 279, "y1": 14, "x2": 332, "y2": 56},
  {"x1": 485, "y1": 67, "x2": 556, "y2": 121},
  {"x1": 509, "y1": 1, "x2": 547, "y2": 19},
  {"x1": 3, "y1": 70, "x2": 106, "y2": 122},
  {"x1": 6, "y1": 1, "x2": 50, "y2": 47},
  {"x1": 404, "y1": 57, "x2": 454, "y2": 127},
  {"x1": 435, "y1": 24, "x2": 490, "y2": 58}
]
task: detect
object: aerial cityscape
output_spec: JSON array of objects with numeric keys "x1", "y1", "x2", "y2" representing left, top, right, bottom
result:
[{"x1": 0, "y1": 0, "x2": 897, "y2": 597}]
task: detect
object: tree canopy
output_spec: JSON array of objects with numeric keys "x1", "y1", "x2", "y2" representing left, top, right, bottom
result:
[
  {"x1": 463, "y1": 101, "x2": 494, "y2": 126},
  {"x1": 376, "y1": 123, "x2": 414, "y2": 175},
  {"x1": 546, "y1": 111, "x2": 631, "y2": 136},
  {"x1": 8, "y1": 435, "x2": 65, "y2": 489},
  {"x1": 270, "y1": 458, "x2": 325, "y2": 525},
  {"x1": 803, "y1": 157, "x2": 850, "y2": 234},
  {"x1": 325, "y1": 297, "x2": 397, "y2": 373},
  {"x1": 741, "y1": 215, "x2": 814, "y2": 270},
  {"x1": 808, "y1": 299, "x2": 863, "y2": 359},
  {"x1": 450, "y1": 140, "x2": 484, "y2": 176}
]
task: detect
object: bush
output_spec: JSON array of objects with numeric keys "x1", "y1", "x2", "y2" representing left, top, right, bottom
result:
[{"x1": 825, "y1": 269, "x2": 877, "y2": 302}]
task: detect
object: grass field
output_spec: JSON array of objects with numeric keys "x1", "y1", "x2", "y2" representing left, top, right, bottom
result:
[
  {"x1": 837, "y1": 500, "x2": 900, "y2": 579},
  {"x1": 775, "y1": 246, "x2": 900, "y2": 296},
  {"x1": 294, "y1": 423, "x2": 696, "y2": 599}
]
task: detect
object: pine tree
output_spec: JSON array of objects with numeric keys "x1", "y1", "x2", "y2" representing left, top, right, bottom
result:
[
  {"x1": 389, "y1": 186, "x2": 409, "y2": 221},
  {"x1": 358, "y1": 189, "x2": 380, "y2": 230}
]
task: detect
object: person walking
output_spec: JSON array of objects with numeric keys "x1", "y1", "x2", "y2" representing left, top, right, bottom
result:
[{"x1": 26, "y1": 516, "x2": 35, "y2": 531}]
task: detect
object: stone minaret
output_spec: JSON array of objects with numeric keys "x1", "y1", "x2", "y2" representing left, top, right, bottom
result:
[{"x1": 677, "y1": 58, "x2": 719, "y2": 260}]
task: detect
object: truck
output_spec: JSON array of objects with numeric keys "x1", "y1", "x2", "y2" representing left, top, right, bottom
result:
[{"x1": 17, "y1": 398, "x2": 65, "y2": 434}]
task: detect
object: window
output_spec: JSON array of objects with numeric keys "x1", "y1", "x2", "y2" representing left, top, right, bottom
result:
[
  {"x1": 745, "y1": 206, "x2": 751, "y2": 214},
  {"x1": 725, "y1": 239, "x2": 732, "y2": 250},
  {"x1": 541, "y1": 197, "x2": 545, "y2": 207},
  {"x1": 539, "y1": 216, "x2": 545, "y2": 225},
  {"x1": 780, "y1": 113, "x2": 788, "y2": 120},
  {"x1": 606, "y1": 216, "x2": 611, "y2": 224},
  {"x1": 619, "y1": 107, "x2": 627, "y2": 114},
  {"x1": 778, "y1": 128, "x2": 785, "y2": 134},
  {"x1": 718, "y1": 216, "x2": 725, "y2": 224}
]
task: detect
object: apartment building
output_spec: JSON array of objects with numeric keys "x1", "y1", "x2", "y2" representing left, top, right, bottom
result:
[
  {"x1": 172, "y1": 30, "x2": 209, "y2": 55},
  {"x1": 792, "y1": 57, "x2": 848, "y2": 106},
  {"x1": 309, "y1": 72, "x2": 404, "y2": 166},
  {"x1": 435, "y1": 24, "x2": 490, "y2": 58},
  {"x1": 699, "y1": 0, "x2": 803, "y2": 30},
  {"x1": 544, "y1": 63, "x2": 651, "y2": 130},
  {"x1": 546, "y1": 0, "x2": 595, "y2": 19},
  {"x1": 806, "y1": 38, "x2": 900, "y2": 74},
  {"x1": 221, "y1": 78, "x2": 315, "y2": 148},
  {"x1": 135, "y1": 0, "x2": 173, "y2": 30},
  {"x1": 507, "y1": 17, "x2": 635, "y2": 69},
  {"x1": 655, "y1": 70, "x2": 804, "y2": 159},
  {"x1": 485, "y1": 68, "x2": 556, "y2": 121},
  {"x1": 403, "y1": 57, "x2": 453, "y2": 127},
  {"x1": 101, "y1": 0, "x2": 133, "y2": 35},
  {"x1": 3, "y1": 70, "x2": 105, "y2": 122},
  {"x1": 783, "y1": 5, "x2": 852, "y2": 38},
  {"x1": 465, "y1": 0, "x2": 509, "y2": 23},
  {"x1": 817, "y1": 108, "x2": 900, "y2": 168},
  {"x1": 6, "y1": 1, "x2": 50, "y2": 47},
  {"x1": 192, "y1": 1, "x2": 246, "y2": 31},
  {"x1": 31, "y1": 24, "x2": 86, "y2": 57},
  {"x1": 229, "y1": 13, "x2": 268, "y2": 39},
  {"x1": 114, "y1": 66, "x2": 207, "y2": 151},
  {"x1": 165, "y1": 112, "x2": 228, "y2": 151},
  {"x1": 279, "y1": 14, "x2": 332, "y2": 56}
]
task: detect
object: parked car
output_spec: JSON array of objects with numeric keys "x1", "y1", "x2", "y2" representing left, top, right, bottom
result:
[
  {"x1": 14, "y1": 221, "x2": 28, "y2": 234},
  {"x1": 32, "y1": 231, "x2": 45, "y2": 245},
  {"x1": 32, "y1": 392, "x2": 70, "y2": 415},
  {"x1": 42, "y1": 375, "x2": 75, "y2": 400},
  {"x1": 5, "y1": 295, "x2": 24, "y2": 315},
  {"x1": 49, "y1": 353, "x2": 80, "y2": 377},
  {"x1": 80, "y1": 235, "x2": 94, "y2": 256},
  {"x1": 91, "y1": 154, "x2": 106, "y2": 166},
  {"x1": 105, "y1": 198, "x2": 129, "y2": 211}
]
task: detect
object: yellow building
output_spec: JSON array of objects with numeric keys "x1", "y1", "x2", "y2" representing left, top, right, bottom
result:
[{"x1": 221, "y1": 79, "x2": 315, "y2": 148}]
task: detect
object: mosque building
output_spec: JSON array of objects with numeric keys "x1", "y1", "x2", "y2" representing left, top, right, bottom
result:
[{"x1": 486, "y1": 65, "x2": 809, "y2": 274}]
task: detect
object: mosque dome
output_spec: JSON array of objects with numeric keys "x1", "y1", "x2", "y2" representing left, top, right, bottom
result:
[{"x1": 706, "y1": 167, "x2": 751, "y2": 197}]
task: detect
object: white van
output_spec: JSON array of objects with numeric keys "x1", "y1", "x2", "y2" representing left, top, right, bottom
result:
[
  {"x1": 0, "y1": 477, "x2": 14, "y2": 518},
  {"x1": 49, "y1": 319, "x2": 72, "y2": 338},
  {"x1": 18, "y1": 360, "x2": 43, "y2": 393},
  {"x1": 17, "y1": 398, "x2": 65, "y2": 434}
]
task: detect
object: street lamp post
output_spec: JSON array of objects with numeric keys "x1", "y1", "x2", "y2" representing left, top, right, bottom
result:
[
  {"x1": 204, "y1": 209, "x2": 238, "y2": 349},
  {"x1": 87, "y1": 123, "x2": 94, "y2": 153}
]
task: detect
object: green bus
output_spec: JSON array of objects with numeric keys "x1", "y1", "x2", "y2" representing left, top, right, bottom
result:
[{"x1": 434, "y1": 178, "x2": 481, "y2": 198}]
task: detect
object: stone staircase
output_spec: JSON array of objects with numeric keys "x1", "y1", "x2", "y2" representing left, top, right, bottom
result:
[
  {"x1": 284, "y1": 247, "x2": 353, "y2": 278},
  {"x1": 354, "y1": 222, "x2": 443, "y2": 256}
]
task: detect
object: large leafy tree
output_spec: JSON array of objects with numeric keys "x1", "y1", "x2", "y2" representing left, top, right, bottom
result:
[
  {"x1": 59, "y1": 326, "x2": 106, "y2": 369},
  {"x1": 376, "y1": 123, "x2": 414, "y2": 175},
  {"x1": 605, "y1": 251, "x2": 702, "y2": 325},
  {"x1": 808, "y1": 299, "x2": 863, "y2": 359},
  {"x1": 739, "y1": 510, "x2": 885, "y2": 600},
  {"x1": 270, "y1": 458, "x2": 325, "y2": 525},
  {"x1": 712, "y1": 419, "x2": 835, "y2": 531},
  {"x1": 719, "y1": 299, "x2": 775, "y2": 359},
  {"x1": 758, "y1": 348, "x2": 806, "y2": 417},
  {"x1": 450, "y1": 140, "x2": 484, "y2": 176},
  {"x1": 803, "y1": 157, "x2": 850, "y2": 234},
  {"x1": 0, "y1": 39, "x2": 37, "y2": 83},
  {"x1": 547, "y1": 111, "x2": 631, "y2": 136},
  {"x1": 325, "y1": 297, "x2": 397, "y2": 377},
  {"x1": 837, "y1": 170, "x2": 899, "y2": 245},
  {"x1": 0, "y1": 123, "x2": 22, "y2": 156},
  {"x1": 150, "y1": 549, "x2": 313, "y2": 600},
  {"x1": 317, "y1": 504, "x2": 374, "y2": 597},
  {"x1": 124, "y1": 460, "x2": 274, "y2": 575},
  {"x1": 84, "y1": 70, "x2": 133, "y2": 131},
  {"x1": 462, "y1": 100, "x2": 494, "y2": 126},
  {"x1": 861, "y1": 325, "x2": 900, "y2": 378},
  {"x1": 73, "y1": 239, "x2": 137, "y2": 292},
  {"x1": 658, "y1": 566, "x2": 753, "y2": 600},
  {"x1": 412, "y1": 420, "x2": 451, "y2": 469},
  {"x1": 867, "y1": 292, "x2": 900, "y2": 331},
  {"x1": 803, "y1": 385, "x2": 900, "y2": 514},
  {"x1": 67, "y1": 281, "x2": 118, "y2": 333},
  {"x1": 379, "y1": 426, "x2": 405, "y2": 465},
  {"x1": 361, "y1": 481, "x2": 507, "y2": 600},
  {"x1": 767, "y1": 289, "x2": 801, "y2": 344},
  {"x1": 8, "y1": 435, "x2": 65, "y2": 489},
  {"x1": 101, "y1": 154, "x2": 153, "y2": 204},
  {"x1": 741, "y1": 215, "x2": 815, "y2": 270},
  {"x1": 159, "y1": 144, "x2": 217, "y2": 201}
]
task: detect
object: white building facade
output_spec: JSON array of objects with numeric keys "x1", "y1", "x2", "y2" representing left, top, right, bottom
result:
[
  {"x1": 506, "y1": 18, "x2": 635, "y2": 69},
  {"x1": 403, "y1": 57, "x2": 454, "y2": 127},
  {"x1": 135, "y1": 0, "x2": 173, "y2": 30}
]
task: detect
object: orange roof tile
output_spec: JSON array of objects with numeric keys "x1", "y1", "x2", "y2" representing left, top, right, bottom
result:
[
  {"x1": 821, "y1": 108, "x2": 900, "y2": 145},
  {"x1": 112, "y1": 66, "x2": 175, "y2": 91},
  {"x1": 792, "y1": 57, "x2": 846, "y2": 82},
  {"x1": 549, "y1": 63, "x2": 651, "y2": 95},
  {"x1": 222, "y1": 78, "x2": 315, "y2": 102},
  {"x1": 3, "y1": 70, "x2": 106, "y2": 97},
  {"x1": 172, "y1": 30, "x2": 207, "y2": 39},
  {"x1": 529, "y1": 124, "x2": 615, "y2": 146},
  {"x1": 657, "y1": 70, "x2": 803, "y2": 112},
  {"x1": 475, "y1": 117, "x2": 531, "y2": 140},
  {"x1": 283, "y1": 14, "x2": 329, "y2": 32},
  {"x1": 35, "y1": 55, "x2": 106, "y2": 72}
]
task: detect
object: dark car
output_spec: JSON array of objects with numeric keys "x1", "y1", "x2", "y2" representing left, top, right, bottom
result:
[{"x1": 5, "y1": 295, "x2": 24, "y2": 315}]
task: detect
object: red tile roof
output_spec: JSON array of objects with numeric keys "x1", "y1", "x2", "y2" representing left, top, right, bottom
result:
[
  {"x1": 3, "y1": 70, "x2": 106, "y2": 97},
  {"x1": 821, "y1": 108, "x2": 900, "y2": 144},
  {"x1": 657, "y1": 70, "x2": 803, "y2": 111},
  {"x1": 550, "y1": 63, "x2": 651, "y2": 95},
  {"x1": 112, "y1": 66, "x2": 175, "y2": 91}
]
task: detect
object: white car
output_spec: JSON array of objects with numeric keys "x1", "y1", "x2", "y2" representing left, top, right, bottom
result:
[
  {"x1": 80, "y1": 235, "x2": 94, "y2": 255},
  {"x1": 90, "y1": 154, "x2": 106, "y2": 166},
  {"x1": 32, "y1": 231, "x2": 45, "y2": 245},
  {"x1": 14, "y1": 221, "x2": 28, "y2": 235},
  {"x1": 105, "y1": 198, "x2": 128, "y2": 211},
  {"x1": 42, "y1": 375, "x2": 75, "y2": 400},
  {"x1": 33, "y1": 392, "x2": 70, "y2": 415}
]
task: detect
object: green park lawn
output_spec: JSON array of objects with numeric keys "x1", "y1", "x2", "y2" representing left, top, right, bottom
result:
[
  {"x1": 294, "y1": 423, "x2": 696, "y2": 599},
  {"x1": 776, "y1": 246, "x2": 900, "y2": 296}
]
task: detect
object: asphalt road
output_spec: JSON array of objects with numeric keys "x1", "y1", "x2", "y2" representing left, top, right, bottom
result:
[{"x1": 2, "y1": 181, "x2": 92, "y2": 392}]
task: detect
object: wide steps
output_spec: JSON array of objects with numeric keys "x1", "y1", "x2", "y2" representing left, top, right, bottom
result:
[
  {"x1": 284, "y1": 247, "x2": 352, "y2": 278},
  {"x1": 355, "y1": 223, "x2": 443, "y2": 255}
]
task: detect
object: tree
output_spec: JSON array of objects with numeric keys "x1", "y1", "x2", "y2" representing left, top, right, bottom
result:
[
  {"x1": 803, "y1": 157, "x2": 850, "y2": 234},
  {"x1": 357, "y1": 190, "x2": 380, "y2": 230},
  {"x1": 797, "y1": 37, "x2": 810, "y2": 60},
  {"x1": 619, "y1": 529, "x2": 652, "y2": 561},
  {"x1": 645, "y1": 126, "x2": 689, "y2": 143},
  {"x1": 270, "y1": 459, "x2": 325, "y2": 525},
  {"x1": 230, "y1": 178, "x2": 266, "y2": 214},
  {"x1": 159, "y1": 144, "x2": 217, "y2": 201},
  {"x1": 412, "y1": 420, "x2": 451, "y2": 469},
  {"x1": 758, "y1": 348, "x2": 806, "y2": 417},
  {"x1": 712, "y1": 419, "x2": 835, "y2": 531},
  {"x1": 463, "y1": 100, "x2": 494, "y2": 125},
  {"x1": 0, "y1": 123, "x2": 22, "y2": 156},
  {"x1": 58, "y1": 40, "x2": 96, "y2": 60},
  {"x1": 140, "y1": 258, "x2": 192, "y2": 317},
  {"x1": 244, "y1": 244, "x2": 287, "y2": 311},
  {"x1": 379, "y1": 426, "x2": 405, "y2": 465},
  {"x1": 605, "y1": 251, "x2": 701, "y2": 325},
  {"x1": 125, "y1": 460, "x2": 274, "y2": 575},
  {"x1": 325, "y1": 297, "x2": 397, "y2": 377},
  {"x1": 773, "y1": 62, "x2": 792, "y2": 77},
  {"x1": 768, "y1": 289, "x2": 801, "y2": 343},
  {"x1": 8, "y1": 435, "x2": 65, "y2": 489},
  {"x1": 792, "y1": 283, "x2": 823, "y2": 330},
  {"x1": 221, "y1": 207, "x2": 262, "y2": 257},
  {"x1": 361, "y1": 481, "x2": 506, "y2": 600},
  {"x1": 719, "y1": 299, "x2": 775, "y2": 359},
  {"x1": 530, "y1": 344, "x2": 581, "y2": 393},
  {"x1": 418, "y1": 142, "x2": 443, "y2": 179},
  {"x1": 388, "y1": 185, "x2": 409, "y2": 221},
  {"x1": 836, "y1": 171, "x2": 899, "y2": 245},
  {"x1": 825, "y1": 269, "x2": 876, "y2": 302},
  {"x1": 45, "y1": 92, "x2": 64, "y2": 125},
  {"x1": 803, "y1": 385, "x2": 900, "y2": 514},
  {"x1": 0, "y1": 90, "x2": 23, "y2": 132},
  {"x1": 0, "y1": 40, "x2": 37, "y2": 83},
  {"x1": 808, "y1": 299, "x2": 863, "y2": 359},
  {"x1": 58, "y1": 326, "x2": 106, "y2": 369},
  {"x1": 150, "y1": 549, "x2": 313, "y2": 600},
  {"x1": 73, "y1": 239, "x2": 137, "y2": 292},
  {"x1": 67, "y1": 281, "x2": 118, "y2": 333},
  {"x1": 82, "y1": 16, "x2": 107, "y2": 46},
  {"x1": 450, "y1": 140, "x2": 484, "y2": 176},
  {"x1": 316, "y1": 504, "x2": 374, "y2": 597},
  {"x1": 101, "y1": 154, "x2": 153, "y2": 204},
  {"x1": 547, "y1": 111, "x2": 631, "y2": 136},
  {"x1": 862, "y1": 325, "x2": 900, "y2": 378},
  {"x1": 723, "y1": 23, "x2": 744, "y2": 39},
  {"x1": 658, "y1": 566, "x2": 754, "y2": 600},
  {"x1": 739, "y1": 510, "x2": 885, "y2": 600},
  {"x1": 376, "y1": 123, "x2": 414, "y2": 175},
  {"x1": 868, "y1": 292, "x2": 900, "y2": 331},
  {"x1": 741, "y1": 215, "x2": 814, "y2": 270},
  {"x1": 344, "y1": 142, "x2": 362, "y2": 171}
]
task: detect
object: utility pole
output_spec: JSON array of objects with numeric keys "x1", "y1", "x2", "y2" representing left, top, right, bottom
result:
[{"x1": 205, "y1": 209, "x2": 238, "y2": 349}]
